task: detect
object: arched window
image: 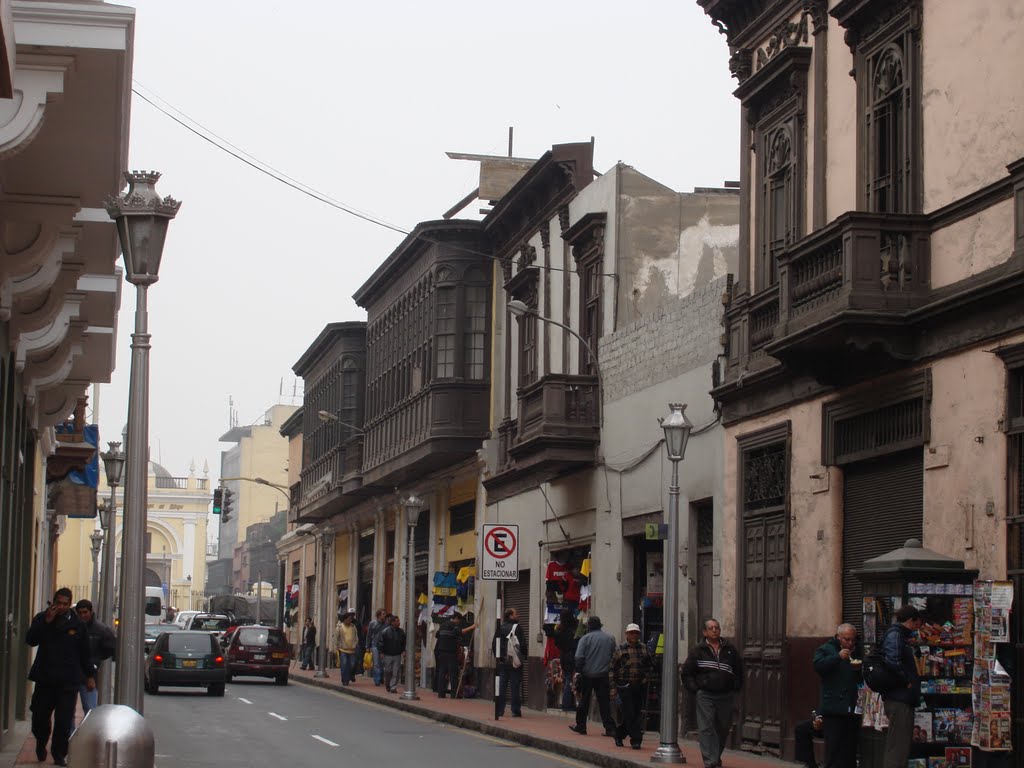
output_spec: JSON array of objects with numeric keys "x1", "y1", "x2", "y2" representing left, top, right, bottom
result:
[
  {"x1": 761, "y1": 123, "x2": 796, "y2": 287},
  {"x1": 866, "y1": 43, "x2": 909, "y2": 212}
]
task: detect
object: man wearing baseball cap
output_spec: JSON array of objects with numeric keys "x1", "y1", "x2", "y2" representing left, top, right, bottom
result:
[{"x1": 609, "y1": 622, "x2": 654, "y2": 749}]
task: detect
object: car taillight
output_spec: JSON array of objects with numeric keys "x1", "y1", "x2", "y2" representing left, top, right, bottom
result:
[
  {"x1": 214, "y1": 656, "x2": 224, "y2": 666},
  {"x1": 153, "y1": 654, "x2": 163, "y2": 663}
]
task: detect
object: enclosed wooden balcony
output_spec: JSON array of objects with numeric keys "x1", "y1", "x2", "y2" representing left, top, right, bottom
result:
[
  {"x1": 723, "y1": 212, "x2": 931, "y2": 384},
  {"x1": 292, "y1": 440, "x2": 368, "y2": 523}
]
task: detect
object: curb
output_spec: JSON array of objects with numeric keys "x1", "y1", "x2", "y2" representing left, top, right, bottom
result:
[{"x1": 291, "y1": 674, "x2": 647, "y2": 768}]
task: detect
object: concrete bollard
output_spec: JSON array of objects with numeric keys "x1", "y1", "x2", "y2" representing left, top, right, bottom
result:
[{"x1": 68, "y1": 704, "x2": 155, "y2": 768}]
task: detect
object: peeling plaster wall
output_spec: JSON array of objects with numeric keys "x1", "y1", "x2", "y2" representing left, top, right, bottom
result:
[
  {"x1": 922, "y1": 1, "x2": 1024, "y2": 212},
  {"x1": 930, "y1": 197, "x2": 1015, "y2": 288},
  {"x1": 825, "y1": 20, "x2": 857, "y2": 221},
  {"x1": 613, "y1": 166, "x2": 738, "y2": 327}
]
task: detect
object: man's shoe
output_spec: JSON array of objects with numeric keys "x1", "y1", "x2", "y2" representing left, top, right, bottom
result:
[
  {"x1": 568, "y1": 724, "x2": 587, "y2": 735},
  {"x1": 53, "y1": 759, "x2": 68, "y2": 767},
  {"x1": 511, "y1": 712, "x2": 522, "y2": 717},
  {"x1": 614, "y1": 738, "x2": 624, "y2": 747},
  {"x1": 35, "y1": 743, "x2": 46, "y2": 762},
  {"x1": 632, "y1": 744, "x2": 642, "y2": 750}
]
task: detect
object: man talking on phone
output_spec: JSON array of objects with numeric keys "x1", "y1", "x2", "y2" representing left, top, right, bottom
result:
[{"x1": 26, "y1": 587, "x2": 96, "y2": 766}]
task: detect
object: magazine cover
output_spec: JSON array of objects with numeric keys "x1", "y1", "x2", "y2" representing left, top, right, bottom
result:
[
  {"x1": 907, "y1": 759, "x2": 927, "y2": 768},
  {"x1": 932, "y1": 709, "x2": 956, "y2": 743},
  {"x1": 987, "y1": 712, "x2": 1011, "y2": 750},
  {"x1": 927, "y1": 758, "x2": 948, "y2": 768},
  {"x1": 914, "y1": 711, "x2": 933, "y2": 743},
  {"x1": 944, "y1": 747, "x2": 971, "y2": 767},
  {"x1": 954, "y1": 709, "x2": 973, "y2": 743}
]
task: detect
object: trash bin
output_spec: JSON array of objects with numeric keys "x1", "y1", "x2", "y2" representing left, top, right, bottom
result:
[{"x1": 68, "y1": 704, "x2": 154, "y2": 768}]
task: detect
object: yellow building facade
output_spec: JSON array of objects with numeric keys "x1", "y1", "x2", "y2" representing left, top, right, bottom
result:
[{"x1": 57, "y1": 460, "x2": 213, "y2": 613}]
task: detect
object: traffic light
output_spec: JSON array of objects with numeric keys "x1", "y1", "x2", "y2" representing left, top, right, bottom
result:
[
  {"x1": 222, "y1": 488, "x2": 234, "y2": 521},
  {"x1": 212, "y1": 488, "x2": 223, "y2": 515}
]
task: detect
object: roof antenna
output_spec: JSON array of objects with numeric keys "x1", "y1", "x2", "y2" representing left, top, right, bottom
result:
[{"x1": 508, "y1": 126, "x2": 513, "y2": 158}]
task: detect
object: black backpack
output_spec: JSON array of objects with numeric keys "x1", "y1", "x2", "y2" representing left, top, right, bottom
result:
[{"x1": 862, "y1": 631, "x2": 904, "y2": 694}]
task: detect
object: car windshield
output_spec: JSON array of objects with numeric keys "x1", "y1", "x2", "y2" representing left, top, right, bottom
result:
[
  {"x1": 238, "y1": 628, "x2": 287, "y2": 648},
  {"x1": 144, "y1": 597, "x2": 162, "y2": 617},
  {"x1": 145, "y1": 625, "x2": 179, "y2": 638},
  {"x1": 168, "y1": 633, "x2": 216, "y2": 654},
  {"x1": 192, "y1": 617, "x2": 230, "y2": 631}
]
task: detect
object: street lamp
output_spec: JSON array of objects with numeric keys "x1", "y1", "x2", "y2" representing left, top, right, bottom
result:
[
  {"x1": 651, "y1": 403, "x2": 693, "y2": 765},
  {"x1": 89, "y1": 530, "x2": 103, "y2": 604},
  {"x1": 401, "y1": 496, "x2": 423, "y2": 701},
  {"x1": 106, "y1": 170, "x2": 180, "y2": 714},
  {"x1": 316, "y1": 410, "x2": 365, "y2": 434},
  {"x1": 506, "y1": 299, "x2": 603, "y2": 425},
  {"x1": 97, "y1": 440, "x2": 125, "y2": 706}
]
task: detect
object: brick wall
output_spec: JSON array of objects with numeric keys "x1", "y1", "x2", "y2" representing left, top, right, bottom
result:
[{"x1": 599, "y1": 275, "x2": 727, "y2": 403}]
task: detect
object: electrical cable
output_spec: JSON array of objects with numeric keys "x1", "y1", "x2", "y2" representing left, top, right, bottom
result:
[{"x1": 131, "y1": 82, "x2": 618, "y2": 278}]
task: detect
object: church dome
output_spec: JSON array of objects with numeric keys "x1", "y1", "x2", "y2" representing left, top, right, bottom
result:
[{"x1": 148, "y1": 461, "x2": 174, "y2": 480}]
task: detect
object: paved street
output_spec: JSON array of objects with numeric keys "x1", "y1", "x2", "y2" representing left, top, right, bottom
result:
[{"x1": 144, "y1": 679, "x2": 592, "y2": 768}]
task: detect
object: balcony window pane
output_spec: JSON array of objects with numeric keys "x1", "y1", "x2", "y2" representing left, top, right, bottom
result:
[{"x1": 464, "y1": 285, "x2": 487, "y2": 380}]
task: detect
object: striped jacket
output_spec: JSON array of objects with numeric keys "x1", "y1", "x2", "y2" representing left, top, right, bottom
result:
[{"x1": 681, "y1": 639, "x2": 744, "y2": 693}]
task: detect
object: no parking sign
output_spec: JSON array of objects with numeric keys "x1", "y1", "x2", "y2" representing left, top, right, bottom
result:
[{"x1": 481, "y1": 524, "x2": 519, "y2": 581}]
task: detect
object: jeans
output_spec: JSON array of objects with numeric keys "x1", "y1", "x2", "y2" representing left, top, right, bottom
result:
[
  {"x1": 30, "y1": 684, "x2": 76, "y2": 762},
  {"x1": 883, "y1": 699, "x2": 913, "y2": 768},
  {"x1": 382, "y1": 654, "x2": 403, "y2": 691},
  {"x1": 300, "y1": 644, "x2": 315, "y2": 669},
  {"x1": 823, "y1": 714, "x2": 859, "y2": 768},
  {"x1": 576, "y1": 675, "x2": 615, "y2": 733},
  {"x1": 496, "y1": 663, "x2": 522, "y2": 716},
  {"x1": 615, "y1": 683, "x2": 646, "y2": 746},
  {"x1": 560, "y1": 658, "x2": 576, "y2": 710},
  {"x1": 78, "y1": 684, "x2": 97, "y2": 716},
  {"x1": 695, "y1": 690, "x2": 735, "y2": 767},
  {"x1": 371, "y1": 647, "x2": 382, "y2": 685},
  {"x1": 435, "y1": 652, "x2": 459, "y2": 697},
  {"x1": 339, "y1": 652, "x2": 356, "y2": 684}
]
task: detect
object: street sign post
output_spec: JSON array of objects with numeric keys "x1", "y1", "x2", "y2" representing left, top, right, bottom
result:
[{"x1": 481, "y1": 524, "x2": 519, "y2": 581}]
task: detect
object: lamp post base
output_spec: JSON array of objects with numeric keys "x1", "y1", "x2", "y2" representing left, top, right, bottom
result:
[
  {"x1": 400, "y1": 688, "x2": 420, "y2": 701},
  {"x1": 650, "y1": 743, "x2": 686, "y2": 764},
  {"x1": 313, "y1": 671, "x2": 327, "y2": 679}
]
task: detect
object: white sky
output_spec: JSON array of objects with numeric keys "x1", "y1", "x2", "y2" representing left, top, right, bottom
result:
[{"x1": 96, "y1": 0, "x2": 739, "y2": 480}]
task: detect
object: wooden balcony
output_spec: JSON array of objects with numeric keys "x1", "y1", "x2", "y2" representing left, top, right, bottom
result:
[
  {"x1": 723, "y1": 212, "x2": 931, "y2": 385},
  {"x1": 292, "y1": 440, "x2": 369, "y2": 523},
  {"x1": 360, "y1": 381, "x2": 489, "y2": 489},
  {"x1": 485, "y1": 374, "x2": 599, "y2": 499}
]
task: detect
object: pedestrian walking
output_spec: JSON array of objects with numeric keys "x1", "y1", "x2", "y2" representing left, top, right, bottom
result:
[
  {"x1": 26, "y1": 588, "x2": 96, "y2": 767},
  {"x1": 435, "y1": 612, "x2": 466, "y2": 698},
  {"x1": 681, "y1": 618, "x2": 744, "y2": 768},
  {"x1": 73, "y1": 599, "x2": 115, "y2": 716},
  {"x1": 813, "y1": 623, "x2": 862, "y2": 768},
  {"x1": 609, "y1": 622, "x2": 654, "y2": 749},
  {"x1": 335, "y1": 610, "x2": 359, "y2": 685},
  {"x1": 548, "y1": 609, "x2": 579, "y2": 711},
  {"x1": 300, "y1": 617, "x2": 316, "y2": 670},
  {"x1": 378, "y1": 615, "x2": 406, "y2": 693},
  {"x1": 493, "y1": 607, "x2": 526, "y2": 718},
  {"x1": 880, "y1": 605, "x2": 923, "y2": 768},
  {"x1": 569, "y1": 615, "x2": 617, "y2": 737},
  {"x1": 367, "y1": 609, "x2": 387, "y2": 686}
]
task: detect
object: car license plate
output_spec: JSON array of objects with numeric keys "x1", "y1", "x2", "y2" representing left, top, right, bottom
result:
[
  {"x1": 271, "y1": 653, "x2": 286, "y2": 659},
  {"x1": 182, "y1": 660, "x2": 197, "y2": 668},
  {"x1": 253, "y1": 654, "x2": 266, "y2": 661}
]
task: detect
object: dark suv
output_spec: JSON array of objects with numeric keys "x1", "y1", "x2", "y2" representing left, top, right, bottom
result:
[
  {"x1": 145, "y1": 630, "x2": 226, "y2": 696},
  {"x1": 224, "y1": 625, "x2": 291, "y2": 685}
]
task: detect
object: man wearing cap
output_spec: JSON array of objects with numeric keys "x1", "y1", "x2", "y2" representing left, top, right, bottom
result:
[
  {"x1": 609, "y1": 623, "x2": 654, "y2": 749},
  {"x1": 335, "y1": 610, "x2": 359, "y2": 685},
  {"x1": 569, "y1": 616, "x2": 618, "y2": 736}
]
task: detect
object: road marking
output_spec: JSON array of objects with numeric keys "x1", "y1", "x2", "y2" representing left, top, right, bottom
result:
[
  {"x1": 237, "y1": 697, "x2": 252, "y2": 704},
  {"x1": 311, "y1": 735, "x2": 338, "y2": 747},
  {"x1": 268, "y1": 712, "x2": 287, "y2": 721}
]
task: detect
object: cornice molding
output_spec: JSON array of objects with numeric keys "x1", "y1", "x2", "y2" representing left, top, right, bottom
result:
[{"x1": 0, "y1": 54, "x2": 71, "y2": 160}]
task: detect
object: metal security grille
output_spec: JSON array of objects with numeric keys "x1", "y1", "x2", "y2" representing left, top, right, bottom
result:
[
  {"x1": 841, "y1": 450, "x2": 923, "y2": 631},
  {"x1": 1007, "y1": 431, "x2": 1023, "y2": 750},
  {"x1": 502, "y1": 572, "x2": 531, "y2": 706},
  {"x1": 834, "y1": 398, "x2": 924, "y2": 465}
]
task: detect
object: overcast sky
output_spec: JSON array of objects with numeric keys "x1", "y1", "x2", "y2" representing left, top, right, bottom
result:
[{"x1": 96, "y1": 0, "x2": 739, "y2": 481}]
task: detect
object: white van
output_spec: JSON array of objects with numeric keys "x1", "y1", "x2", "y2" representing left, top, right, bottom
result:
[{"x1": 145, "y1": 586, "x2": 165, "y2": 625}]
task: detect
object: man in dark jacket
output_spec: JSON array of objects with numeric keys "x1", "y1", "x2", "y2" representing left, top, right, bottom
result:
[
  {"x1": 493, "y1": 607, "x2": 526, "y2": 718},
  {"x1": 367, "y1": 609, "x2": 387, "y2": 685},
  {"x1": 880, "y1": 605, "x2": 922, "y2": 768},
  {"x1": 681, "y1": 618, "x2": 744, "y2": 768},
  {"x1": 813, "y1": 623, "x2": 862, "y2": 768},
  {"x1": 73, "y1": 599, "x2": 115, "y2": 716},
  {"x1": 434, "y1": 612, "x2": 465, "y2": 698},
  {"x1": 26, "y1": 588, "x2": 96, "y2": 767},
  {"x1": 377, "y1": 614, "x2": 406, "y2": 693},
  {"x1": 300, "y1": 617, "x2": 316, "y2": 670},
  {"x1": 546, "y1": 609, "x2": 579, "y2": 711},
  {"x1": 569, "y1": 615, "x2": 617, "y2": 736}
]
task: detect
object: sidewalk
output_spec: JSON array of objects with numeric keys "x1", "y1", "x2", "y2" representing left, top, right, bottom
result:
[{"x1": 290, "y1": 665, "x2": 799, "y2": 768}]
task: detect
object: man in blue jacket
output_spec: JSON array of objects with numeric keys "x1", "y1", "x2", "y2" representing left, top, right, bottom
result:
[
  {"x1": 880, "y1": 605, "x2": 923, "y2": 768},
  {"x1": 813, "y1": 623, "x2": 862, "y2": 768},
  {"x1": 569, "y1": 616, "x2": 617, "y2": 736},
  {"x1": 26, "y1": 588, "x2": 96, "y2": 767}
]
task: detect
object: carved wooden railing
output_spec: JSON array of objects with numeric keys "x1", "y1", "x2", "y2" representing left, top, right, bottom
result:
[{"x1": 515, "y1": 373, "x2": 599, "y2": 446}]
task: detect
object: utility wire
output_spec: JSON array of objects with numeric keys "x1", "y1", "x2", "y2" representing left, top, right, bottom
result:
[{"x1": 131, "y1": 82, "x2": 618, "y2": 278}]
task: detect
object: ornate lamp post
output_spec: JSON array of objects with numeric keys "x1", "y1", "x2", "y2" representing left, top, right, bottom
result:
[
  {"x1": 106, "y1": 171, "x2": 180, "y2": 713},
  {"x1": 316, "y1": 525, "x2": 335, "y2": 679},
  {"x1": 97, "y1": 440, "x2": 125, "y2": 705},
  {"x1": 89, "y1": 530, "x2": 103, "y2": 604},
  {"x1": 651, "y1": 403, "x2": 693, "y2": 764},
  {"x1": 401, "y1": 496, "x2": 422, "y2": 701}
]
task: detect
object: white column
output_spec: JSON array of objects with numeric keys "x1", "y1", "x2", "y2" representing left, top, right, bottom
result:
[{"x1": 183, "y1": 519, "x2": 196, "y2": 583}]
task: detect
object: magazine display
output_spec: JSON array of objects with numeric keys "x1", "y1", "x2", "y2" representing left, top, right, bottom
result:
[{"x1": 969, "y1": 580, "x2": 1013, "y2": 752}]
